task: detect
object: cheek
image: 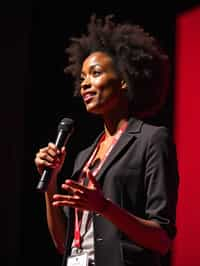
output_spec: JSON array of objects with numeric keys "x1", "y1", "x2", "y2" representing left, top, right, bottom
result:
[
  {"x1": 94, "y1": 77, "x2": 120, "y2": 96},
  {"x1": 96, "y1": 89, "x2": 121, "y2": 111}
]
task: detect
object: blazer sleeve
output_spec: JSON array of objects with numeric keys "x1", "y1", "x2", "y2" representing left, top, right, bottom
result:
[{"x1": 144, "y1": 127, "x2": 179, "y2": 239}]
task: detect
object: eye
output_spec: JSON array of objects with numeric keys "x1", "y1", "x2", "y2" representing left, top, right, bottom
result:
[
  {"x1": 80, "y1": 76, "x2": 85, "y2": 84},
  {"x1": 92, "y1": 69, "x2": 102, "y2": 77}
]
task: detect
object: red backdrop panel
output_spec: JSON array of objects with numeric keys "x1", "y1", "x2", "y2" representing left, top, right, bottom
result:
[{"x1": 172, "y1": 5, "x2": 200, "y2": 266}]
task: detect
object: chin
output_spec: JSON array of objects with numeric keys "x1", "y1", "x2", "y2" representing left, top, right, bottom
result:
[
  {"x1": 85, "y1": 101, "x2": 106, "y2": 115},
  {"x1": 85, "y1": 103, "x2": 97, "y2": 112}
]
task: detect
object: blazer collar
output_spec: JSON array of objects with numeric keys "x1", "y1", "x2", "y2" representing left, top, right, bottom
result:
[{"x1": 72, "y1": 117, "x2": 143, "y2": 180}]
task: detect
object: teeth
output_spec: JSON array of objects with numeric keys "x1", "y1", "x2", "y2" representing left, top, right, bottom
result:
[{"x1": 84, "y1": 93, "x2": 95, "y2": 101}]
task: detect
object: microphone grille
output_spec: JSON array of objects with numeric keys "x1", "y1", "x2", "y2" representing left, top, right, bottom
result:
[{"x1": 58, "y1": 117, "x2": 74, "y2": 132}]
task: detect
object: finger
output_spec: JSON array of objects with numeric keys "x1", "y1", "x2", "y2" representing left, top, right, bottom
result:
[
  {"x1": 38, "y1": 145, "x2": 57, "y2": 157},
  {"x1": 34, "y1": 157, "x2": 54, "y2": 168},
  {"x1": 53, "y1": 193, "x2": 87, "y2": 201},
  {"x1": 53, "y1": 193, "x2": 72, "y2": 200},
  {"x1": 40, "y1": 151, "x2": 56, "y2": 162},
  {"x1": 61, "y1": 183, "x2": 85, "y2": 198},
  {"x1": 46, "y1": 146, "x2": 66, "y2": 162},
  {"x1": 52, "y1": 200, "x2": 86, "y2": 210},
  {"x1": 46, "y1": 148, "x2": 58, "y2": 158},
  {"x1": 61, "y1": 146, "x2": 66, "y2": 154},
  {"x1": 59, "y1": 147, "x2": 67, "y2": 163},
  {"x1": 52, "y1": 194, "x2": 87, "y2": 207},
  {"x1": 37, "y1": 146, "x2": 49, "y2": 153},
  {"x1": 48, "y1": 142, "x2": 62, "y2": 155},
  {"x1": 52, "y1": 199, "x2": 77, "y2": 207},
  {"x1": 64, "y1": 179, "x2": 86, "y2": 191},
  {"x1": 48, "y1": 142, "x2": 58, "y2": 150}
]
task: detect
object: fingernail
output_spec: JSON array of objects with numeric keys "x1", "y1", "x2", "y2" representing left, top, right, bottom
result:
[{"x1": 62, "y1": 184, "x2": 67, "y2": 189}]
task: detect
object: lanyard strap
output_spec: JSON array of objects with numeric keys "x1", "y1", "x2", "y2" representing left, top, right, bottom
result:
[{"x1": 74, "y1": 120, "x2": 128, "y2": 249}]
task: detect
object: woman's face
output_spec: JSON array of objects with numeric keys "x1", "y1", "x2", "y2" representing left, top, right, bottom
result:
[{"x1": 80, "y1": 51, "x2": 127, "y2": 115}]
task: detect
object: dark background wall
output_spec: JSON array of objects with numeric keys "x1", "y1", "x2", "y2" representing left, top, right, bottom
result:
[
  {"x1": 0, "y1": 1, "x2": 199, "y2": 266},
  {"x1": 0, "y1": 3, "x2": 31, "y2": 266}
]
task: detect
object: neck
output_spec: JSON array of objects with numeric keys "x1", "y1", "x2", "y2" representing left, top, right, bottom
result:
[{"x1": 103, "y1": 108, "x2": 130, "y2": 138}]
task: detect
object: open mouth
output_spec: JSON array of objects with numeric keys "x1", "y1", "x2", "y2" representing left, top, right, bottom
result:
[{"x1": 83, "y1": 92, "x2": 96, "y2": 103}]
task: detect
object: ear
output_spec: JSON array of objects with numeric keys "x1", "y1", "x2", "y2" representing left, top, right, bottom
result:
[{"x1": 121, "y1": 80, "x2": 128, "y2": 91}]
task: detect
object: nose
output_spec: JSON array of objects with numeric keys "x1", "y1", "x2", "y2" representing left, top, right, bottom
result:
[{"x1": 80, "y1": 75, "x2": 91, "y2": 92}]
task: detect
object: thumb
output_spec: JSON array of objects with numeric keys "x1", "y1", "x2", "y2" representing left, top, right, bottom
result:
[{"x1": 60, "y1": 146, "x2": 66, "y2": 161}]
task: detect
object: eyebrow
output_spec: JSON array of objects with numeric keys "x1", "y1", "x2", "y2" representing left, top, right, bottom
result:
[{"x1": 81, "y1": 64, "x2": 102, "y2": 76}]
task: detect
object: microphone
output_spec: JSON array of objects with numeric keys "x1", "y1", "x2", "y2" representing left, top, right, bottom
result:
[{"x1": 36, "y1": 117, "x2": 74, "y2": 192}]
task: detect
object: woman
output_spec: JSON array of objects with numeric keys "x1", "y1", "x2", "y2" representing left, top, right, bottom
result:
[{"x1": 35, "y1": 14, "x2": 179, "y2": 266}]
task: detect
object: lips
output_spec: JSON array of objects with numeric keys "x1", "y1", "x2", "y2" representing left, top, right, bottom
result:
[{"x1": 83, "y1": 92, "x2": 96, "y2": 103}]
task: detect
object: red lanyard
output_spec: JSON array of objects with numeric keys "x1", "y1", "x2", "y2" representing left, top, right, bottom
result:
[{"x1": 74, "y1": 121, "x2": 128, "y2": 249}]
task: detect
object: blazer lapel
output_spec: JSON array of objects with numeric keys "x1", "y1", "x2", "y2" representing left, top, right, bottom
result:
[
  {"x1": 71, "y1": 132, "x2": 104, "y2": 178},
  {"x1": 95, "y1": 117, "x2": 143, "y2": 181},
  {"x1": 71, "y1": 117, "x2": 143, "y2": 181}
]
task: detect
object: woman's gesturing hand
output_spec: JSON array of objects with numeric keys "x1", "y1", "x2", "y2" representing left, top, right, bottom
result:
[{"x1": 52, "y1": 170, "x2": 108, "y2": 214}]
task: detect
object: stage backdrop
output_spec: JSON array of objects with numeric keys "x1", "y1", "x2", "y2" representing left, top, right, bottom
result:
[{"x1": 172, "y1": 5, "x2": 200, "y2": 266}]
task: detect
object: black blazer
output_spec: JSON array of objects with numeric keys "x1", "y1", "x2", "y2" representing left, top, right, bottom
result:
[{"x1": 62, "y1": 117, "x2": 179, "y2": 266}]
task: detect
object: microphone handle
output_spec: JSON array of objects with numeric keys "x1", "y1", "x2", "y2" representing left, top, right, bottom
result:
[
  {"x1": 36, "y1": 168, "x2": 53, "y2": 192},
  {"x1": 36, "y1": 129, "x2": 73, "y2": 192}
]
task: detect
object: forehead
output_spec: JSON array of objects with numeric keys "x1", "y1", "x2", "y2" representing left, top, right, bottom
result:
[{"x1": 82, "y1": 51, "x2": 114, "y2": 71}]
